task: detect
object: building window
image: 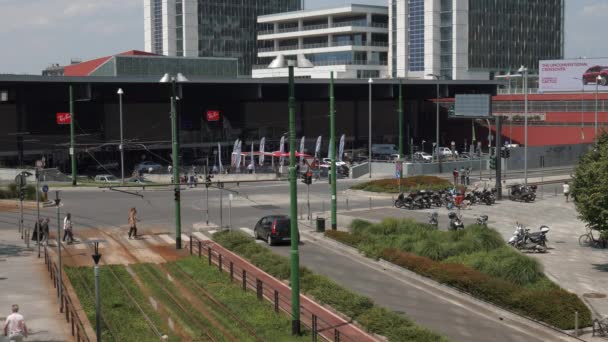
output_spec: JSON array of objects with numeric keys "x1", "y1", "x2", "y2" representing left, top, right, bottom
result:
[
  {"x1": 176, "y1": 0, "x2": 183, "y2": 56},
  {"x1": 357, "y1": 70, "x2": 380, "y2": 79},
  {"x1": 408, "y1": 0, "x2": 424, "y2": 72},
  {"x1": 153, "y1": 0, "x2": 163, "y2": 54}
]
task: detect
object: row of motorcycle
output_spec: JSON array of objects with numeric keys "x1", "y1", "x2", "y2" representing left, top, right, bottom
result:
[
  {"x1": 395, "y1": 187, "x2": 497, "y2": 210},
  {"x1": 427, "y1": 212, "x2": 488, "y2": 231},
  {"x1": 509, "y1": 184, "x2": 538, "y2": 202}
]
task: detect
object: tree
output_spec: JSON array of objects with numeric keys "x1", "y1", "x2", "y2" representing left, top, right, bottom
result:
[{"x1": 571, "y1": 132, "x2": 608, "y2": 240}]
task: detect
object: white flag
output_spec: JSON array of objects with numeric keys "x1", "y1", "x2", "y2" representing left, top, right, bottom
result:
[
  {"x1": 231, "y1": 139, "x2": 239, "y2": 167},
  {"x1": 279, "y1": 135, "x2": 285, "y2": 166},
  {"x1": 299, "y1": 136, "x2": 305, "y2": 163},
  {"x1": 259, "y1": 137, "x2": 265, "y2": 166},
  {"x1": 327, "y1": 138, "x2": 332, "y2": 159},
  {"x1": 218, "y1": 143, "x2": 223, "y2": 172},
  {"x1": 235, "y1": 140, "x2": 242, "y2": 169},
  {"x1": 315, "y1": 136, "x2": 322, "y2": 159},
  {"x1": 251, "y1": 142, "x2": 255, "y2": 172},
  {"x1": 338, "y1": 134, "x2": 345, "y2": 162}
]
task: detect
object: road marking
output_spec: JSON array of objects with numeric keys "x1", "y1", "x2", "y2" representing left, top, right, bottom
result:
[
  {"x1": 145, "y1": 235, "x2": 162, "y2": 245},
  {"x1": 125, "y1": 237, "x2": 146, "y2": 248},
  {"x1": 208, "y1": 230, "x2": 217, "y2": 235},
  {"x1": 72, "y1": 243, "x2": 88, "y2": 250},
  {"x1": 158, "y1": 234, "x2": 176, "y2": 245},
  {"x1": 239, "y1": 227, "x2": 254, "y2": 237},
  {"x1": 192, "y1": 232, "x2": 210, "y2": 241},
  {"x1": 181, "y1": 234, "x2": 190, "y2": 242}
]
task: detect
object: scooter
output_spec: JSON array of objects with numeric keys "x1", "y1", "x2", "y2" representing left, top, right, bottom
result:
[
  {"x1": 448, "y1": 212, "x2": 464, "y2": 231},
  {"x1": 508, "y1": 223, "x2": 548, "y2": 253},
  {"x1": 428, "y1": 212, "x2": 439, "y2": 229},
  {"x1": 476, "y1": 215, "x2": 489, "y2": 227}
]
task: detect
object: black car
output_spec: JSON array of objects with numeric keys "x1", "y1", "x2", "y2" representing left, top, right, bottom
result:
[{"x1": 253, "y1": 215, "x2": 298, "y2": 246}]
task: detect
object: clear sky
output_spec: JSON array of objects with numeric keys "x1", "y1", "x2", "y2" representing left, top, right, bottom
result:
[{"x1": 0, "y1": 0, "x2": 606, "y2": 74}]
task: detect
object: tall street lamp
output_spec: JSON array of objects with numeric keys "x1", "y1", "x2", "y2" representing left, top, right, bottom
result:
[
  {"x1": 427, "y1": 74, "x2": 442, "y2": 173},
  {"x1": 89, "y1": 240, "x2": 103, "y2": 342},
  {"x1": 368, "y1": 78, "x2": 373, "y2": 178},
  {"x1": 160, "y1": 72, "x2": 189, "y2": 249},
  {"x1": 268, "y1": 54, "x2": 313, "y2": 335},
  {"x1": 517, "y1": 66, "x2": 528, "y2": 185},
  {"x1": 595, "y1": 74, "x2": 601, "y2": 138},
  {"x1": 117, "y1": 88, "x2": 125, "y2": 184}
]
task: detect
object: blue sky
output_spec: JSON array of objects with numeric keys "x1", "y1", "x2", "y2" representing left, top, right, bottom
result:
[{"x1": 0, "y1": 0, "x2": 606, "y2": 74}]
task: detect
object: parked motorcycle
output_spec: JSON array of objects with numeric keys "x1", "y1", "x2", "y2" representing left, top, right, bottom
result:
[
  {"x1": 509, "y1": 184, "x2": 536, "y2": 202},
  {"x1": 476, "y1": 215, "x2": 489, "y2": 227},
  {"x1": 428, "y1": 212, "x2": 439, "y2": 229},
  {"x1": 508, "y1": 223, "x2": 549, "y2": 253},
  {"x1": 448, "y1": 212, "x2": 464, "y2": 231},
  {"x1": 395, "y1": 193, "x2": 414, "y2": 209}
]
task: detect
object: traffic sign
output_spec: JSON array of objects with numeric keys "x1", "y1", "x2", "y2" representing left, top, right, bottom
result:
[{"x1": 42, "y1": 185, "x2": 49, "y2": 193}]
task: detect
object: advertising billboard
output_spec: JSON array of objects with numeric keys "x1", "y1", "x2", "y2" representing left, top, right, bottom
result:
[
  {"x1": 539, "y1": 58, "x2": 608, "y2": 93},
  {"x1": 206, "y1": 110, "x2": 220, "y2": 122},
  {"x1": 56, "y1": 112, "x2": 71, "y2": 124},
  {"x1": 453, "y1": 94, "x2": 491, "y2": 117}
]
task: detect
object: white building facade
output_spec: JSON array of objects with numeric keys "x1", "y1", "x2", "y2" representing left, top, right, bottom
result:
[
  {"x1": 253, "y1": 5, "x2": 389, "y2": 79},
  {"x1": 389, "y1": 0, "x2": 564, "y2": 80}
]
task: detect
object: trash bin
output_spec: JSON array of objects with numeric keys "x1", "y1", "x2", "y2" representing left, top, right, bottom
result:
[{"x1": 316, "y1": 217, "x2": 326, "y2": 232}]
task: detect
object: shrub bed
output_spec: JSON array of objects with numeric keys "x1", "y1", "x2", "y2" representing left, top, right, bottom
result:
[
  {"x1": 351, "y1": 176, "x2": 451, "y2": 193},
  {"x1": 0, "y1": 184, "x2": 41, "y2": 200},
  {"x1": 324, "y1": 218, "x2": 592, "y2": 330},
  {"x1": 213, "y1": 230, "x2": 446, "y2": 342}
]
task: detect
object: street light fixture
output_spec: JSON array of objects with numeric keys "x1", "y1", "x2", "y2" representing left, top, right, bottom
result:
[
  {"x1": 268, "y1": 54, "x2": 313, "y2": 335},
  {"x1": 368, "y1": 77, "x2": 373, "y2": 178},
  {"x1": 117, "y1": 88, "x2": 125, "y2": 184},
  {"x1": 427, "y1": 74, "x2": 442, "y2": 173},
  {"x1": 160, "y1": 72, "x2": 189, "y2": 249},
  {"x1": 517, "y1": 65, "x2": 528, "y2": 185}
]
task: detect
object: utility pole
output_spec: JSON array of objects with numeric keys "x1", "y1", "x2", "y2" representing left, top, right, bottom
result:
[
  {"x1": 36, "y1": 167, "x2": 40, "y2": 257},
  {"x1": 91, "y1": 242, "x2": 102, "y2": 342},
  {"x1": 495, "y1": 116, "x2": 502, "y2": 199},
  {"x1": 117, "y1": 88, "x2": 125, "y2": 184},
  {"x1": 69, "y1": 85, "x2": 77, "y2": 186},
  {"x1": 55, "y1": 191, "x2": 63, "y2": 313},
  {"x1": 398, "y1": 79, "x2": 404, "y2": 192},
  {"x1": 330, "y1": 72, "x2": 337, "y2": 230},
  {"x1": 170, "y1": 80, "x2": 181, "y2": 249}
]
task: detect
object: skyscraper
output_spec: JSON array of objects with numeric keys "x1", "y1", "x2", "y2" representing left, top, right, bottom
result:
[
  {"x1": 389, "y1": 0, "x2": 564, "y2": 80},
  {"x1": 144, "y1": 0, "x2": 301, "y2": 76}
]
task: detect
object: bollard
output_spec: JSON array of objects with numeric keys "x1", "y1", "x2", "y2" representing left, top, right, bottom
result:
[
  {"x1": 189, "y1": 237, "x2": 193, "y2": 254},
  {"x1": 242, "y1": 270, "x2": 247, "y2": 291},
  {"x1": 208, "y1": 248, "x2": 212, "y2": 266},
  {"x1": 218, "y1": 254, "x2": 223, "y2": 272},
  {"x1": 346, "y1": 198, "x2": 349, "y2": 211},
  {"x1": 369, "y1": 197, "x2": 372, "y2": 210},
  {"x1": 198, "y1": 241, "x2": 202, "y2": 258},
  {"x1": 575, "y1": 311, "x2": 579, "y2": 336},
  {"x1": 274, "y1": 290, "x2": 279, "y2": 313}
]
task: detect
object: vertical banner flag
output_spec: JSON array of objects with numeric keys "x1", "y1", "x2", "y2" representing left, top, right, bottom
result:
[
  {"x1": 315, "y1": 136, "x2": 322, "y2": 159},
  {"x1": 338, "y1": 134, "x2": 345, "y2": 162},
  {"x1": 327, "y1": 137, "x2": 332, "y2": 159},
  {"x1": 231, "y1": 139, "x2": 239, "y2": 167},
  {"x1": 218, "y1": 142, "x2": 223, "y2": 172},
  {"x1": 279, "y1": 135, "x2": 285, "y2": 166},
  {"x1": 259, "y1": 137, "x2": 265, "y2": 166},
  {"x1": 235, "y1": 140, "x2": 242, "y2": 169},
  {"x1": 251, "y1": 142, "x2": 255, "y2": 173},
  {"x1": 299, "y1": 136, "x2": 305, "y2": 164}
]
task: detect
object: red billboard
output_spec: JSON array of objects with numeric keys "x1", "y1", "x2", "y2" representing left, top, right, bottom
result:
[
  {"x1": 206, "y1": 110, "x2": 220, "y2": 122},
  {"x1": 56, "y1": 112, "x2": 71, "y2": 124}
]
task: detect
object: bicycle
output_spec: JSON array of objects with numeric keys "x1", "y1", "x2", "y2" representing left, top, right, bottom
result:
[{"x1": 579, "y1": 227, "x2": 603, "y2": 248}]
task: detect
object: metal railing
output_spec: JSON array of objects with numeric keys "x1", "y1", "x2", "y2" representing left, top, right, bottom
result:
[
  {"x1": 188, "y1": 237, "x2": 360, "y2": 342},
  {"x1": 497, "y1": 88, "x2": 539, "y2": 94},
  {"x1": 257, "y1": 22, "x2": 387, "y2": 36},
  {"x1": 44, "y1": 246, "x2": 91, "y2": 342}
]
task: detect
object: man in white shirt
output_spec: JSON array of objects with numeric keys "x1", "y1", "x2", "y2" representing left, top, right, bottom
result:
[
  {"x1": 4, "y1": 304, "x2": 28, "y2": 341},
  {"x1": 563, "y1": 182, "x2": 570, "y2": 202}
]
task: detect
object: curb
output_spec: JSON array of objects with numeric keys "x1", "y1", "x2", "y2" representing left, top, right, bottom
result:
[{"x1": 299, "y1": 227, "x2": 584, "y2": 342}]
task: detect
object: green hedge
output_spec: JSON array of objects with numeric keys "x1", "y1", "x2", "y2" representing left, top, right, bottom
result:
[
  {"x1": 351, "y1": 176, "x2": 452, "y2": 193},
  {"x1": 381, "y1": 249, "x2": 592, "y2": 330},
  {"x1": 213, "y1": 230, "x2": 446, "y2": 342},
  {"x1": 0, "y1": 184, "x2": 41, "y2": 201}
]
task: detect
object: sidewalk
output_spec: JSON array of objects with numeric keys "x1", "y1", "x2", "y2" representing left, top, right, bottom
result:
[{"x1": 0, "y1": 229, "x2": 71, "y2": 342}]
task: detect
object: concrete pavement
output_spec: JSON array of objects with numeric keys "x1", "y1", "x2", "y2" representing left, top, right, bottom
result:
[{"x1": 0, "y1": 229, "x2": 71, "y2": 342}]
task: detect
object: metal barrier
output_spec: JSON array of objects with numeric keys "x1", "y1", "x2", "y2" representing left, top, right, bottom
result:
[
  {"x1": 188, "y1": 237, "x2": 360, "y2": 342},
  {"x1": 43, "y1": 246, "x2": 91, "y2": 342}
]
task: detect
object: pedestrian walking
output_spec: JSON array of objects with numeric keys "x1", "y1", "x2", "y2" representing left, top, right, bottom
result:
[
  {"x1": 452, "y1": 168, "x2": 459, "y2": 185},
  {"x1": 128, "y1": 207, "x2": 139, "y2": 239},
  {"x1": 247, "y1": 163, "x2": 254, "y2": 174},
  {"x1": 63, "y1": 213, "x2": 74, "y2": 244},
  {"x1": 465, "y1": 167, "x2": 471, "y2": 186},
  {"x1": 41, "y1": 217, "x2": 50, "y2": 243},
  {"x1": 460, "y1": 166, "x2": 466, "y2": 185},
  {"x1": 4, "y1": 304, "x2": 28, "y2": 341},
  {"x1": 563, "y1": 181, "x2": 570, "y2": 202}
]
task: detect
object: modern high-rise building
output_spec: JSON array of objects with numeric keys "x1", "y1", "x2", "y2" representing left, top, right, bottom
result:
[
  {"x1": 389, "y1": 0, "x2": 564, "y2": 80},
  {"x1": 144, "y1": 0, "x2": 301, "y2": 75}
]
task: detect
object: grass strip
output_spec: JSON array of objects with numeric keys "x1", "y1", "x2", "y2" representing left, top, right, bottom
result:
[
  {"x1": 167, "y1": 257, "x2": 309, "y2": 342},
  {"x1": 325, "y1": 218, "x2": 593, "y2": 330},
  {"x1": 213, "y1": 230, "x2": 447, "y2": 342},
  {"x1": 65, "y1": 266, "x2": 166, "y2": 341}
]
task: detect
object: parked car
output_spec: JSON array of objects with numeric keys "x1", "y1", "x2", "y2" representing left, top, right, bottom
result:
[
  {"x1": 136, "y1": 161, "x2": 162, "y2": 173},
  {"x1": 582, "y1": 65, "x2": 608, "y2": 86},
  {"x1": 127, "y1": 177, "x2": 152, "y2": 184},
  {"x1": 253, "y1": 215, "x2": 299, "y2": 246},
  {"x1": 322, "y1": 158, "x2": 347, "y2": 167},
  {"x1": 94, "y1": 174, "x2": 119, "y2": 183},
  {"x1": 438, "y1": 147, "x2": 453, "y2": 157},
  {"x1": 413, "y1": 152, "x2": 432, "y2": 162}
]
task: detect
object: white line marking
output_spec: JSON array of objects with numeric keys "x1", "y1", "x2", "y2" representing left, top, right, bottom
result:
[
  {"x1": 158, "y1": 234, "x2": 176, "y2": 244},
  {"x1": 208, "y1": 230, "x2": 217, "y2": 235},
  {"x1": 72, "y1": 243, "x2": 87, "y2": 250},
  {"x1": 181, "y1": 234, "x2": 190, "y2": 242},
  {"x1": 192, "y1": 232, "x2": 210, "y2": 241}
]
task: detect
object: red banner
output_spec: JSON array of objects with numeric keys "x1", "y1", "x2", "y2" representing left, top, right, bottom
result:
[
  {"x1": 206, "y1": 110, "x2": 220, "y2": 122},
  {"x1": 56, "y1": 112, "x2": 71, "y2": 124}
]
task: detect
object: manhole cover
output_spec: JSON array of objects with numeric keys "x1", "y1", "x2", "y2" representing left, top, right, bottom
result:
[
  {"x1": 252, "y1": 205, "x2": 281, "y2": 210},
  {"x1": 583, "y1": 293, "x2": 607, "y2": 299}
]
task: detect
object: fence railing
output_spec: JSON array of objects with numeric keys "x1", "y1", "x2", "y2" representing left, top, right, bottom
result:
[
  {"x1": 188, "y1": 237, "x2": 360, "y2": 342},
  {"x1": 43, "y1": 246, "x2": 91, "y2": 342}
]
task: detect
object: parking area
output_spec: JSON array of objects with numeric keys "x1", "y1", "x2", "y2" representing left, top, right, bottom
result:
[{"x1": 340, "y1": 189, "x2": 608, "y2": 321}]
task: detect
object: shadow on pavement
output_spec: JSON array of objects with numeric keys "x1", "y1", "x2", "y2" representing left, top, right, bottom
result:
[
  {"x1": 0, "y1": 242, "x2": 33, "y2": 258},
  {"x1": 592, "y1": 263, "x2": 608, "y2": 272}
]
